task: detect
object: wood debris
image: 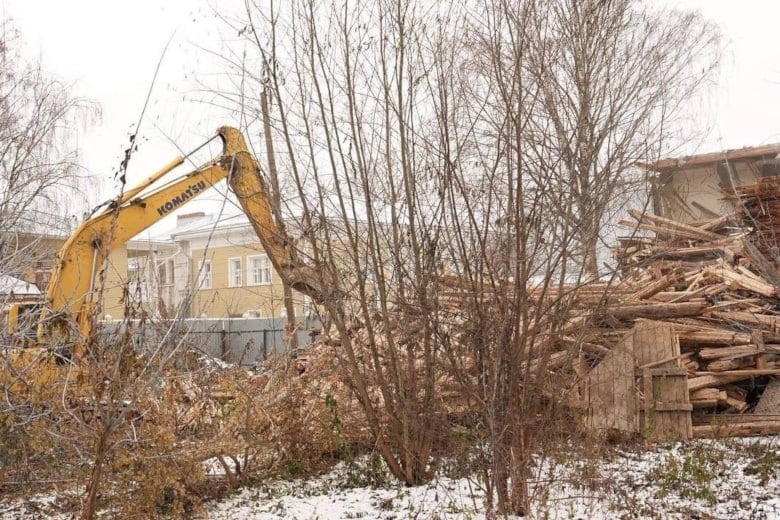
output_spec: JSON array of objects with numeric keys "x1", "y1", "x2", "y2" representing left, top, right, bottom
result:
[{"x1": 611, "y1": 203, "x2": 780, "y2": 437}]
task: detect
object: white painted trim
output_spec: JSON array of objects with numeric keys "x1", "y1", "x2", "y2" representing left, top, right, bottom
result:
[
  {"x1": 198, "y1": 259, "x2": 212, "y2": 290},
  {"x1": 247, "y1": 254, "x2": 272, "y2": 286},
  {"x1": 228, "y1": 256, "x2": 243, "y2": 288}
]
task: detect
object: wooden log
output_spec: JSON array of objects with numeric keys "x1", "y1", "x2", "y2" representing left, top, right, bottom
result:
[
  {"x1": 693, "y1": 421, "x2": 780, "y2": 437},
  {"x1": 677, "y1": 329, "x2": 753, "y2": 346},
  {"x1": 627, "y1": 209, "x2": 724, "y2": 242},
  {"x1": 604, "y1": 301, "x2": 707, "y2": 321}
]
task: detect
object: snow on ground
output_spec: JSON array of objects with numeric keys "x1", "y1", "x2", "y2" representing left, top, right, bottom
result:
[
  {"x1": 209, "y1": 438, "x2": 780, "y2": 520},
  {"x1": 3, "y1": 437, "x2": 779, "y2": 519}
]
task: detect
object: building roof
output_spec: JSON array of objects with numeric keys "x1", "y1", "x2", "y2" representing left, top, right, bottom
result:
[
  {"x1": 640, "y1": 143, "x2": 780, "y2": 173},
  {"x1": 169, "y1": 212, "x2": 247, "y2": 240},
  {"x1": 0, "y1": 274, "x2": 41, "y2": 296}
]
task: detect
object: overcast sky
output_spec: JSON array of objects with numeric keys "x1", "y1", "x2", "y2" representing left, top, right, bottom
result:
[{"x1": 3, "y1": 0, "x2": 780, "y2": 221}]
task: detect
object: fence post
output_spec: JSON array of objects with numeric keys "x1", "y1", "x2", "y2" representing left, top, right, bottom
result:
[{"x1": 220, "y1": 323, "x2": 227, "y2": 361}]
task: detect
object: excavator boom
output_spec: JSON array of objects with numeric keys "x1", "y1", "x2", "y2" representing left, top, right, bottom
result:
[
  {"x1": 8, "y1": 126, "x2": 326, "y2": 351},
  {"x1": 23, "y1": 128, "x2": 263, "y2": 346}
]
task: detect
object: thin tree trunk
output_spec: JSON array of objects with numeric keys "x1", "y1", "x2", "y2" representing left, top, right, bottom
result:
[{"x1": 260, "y1": 81, "x2": 298, "y2": 352}]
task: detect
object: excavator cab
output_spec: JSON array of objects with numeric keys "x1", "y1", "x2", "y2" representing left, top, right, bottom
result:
[{"x1": 5, "y1": 301, "x2": 40, "y2": 346}]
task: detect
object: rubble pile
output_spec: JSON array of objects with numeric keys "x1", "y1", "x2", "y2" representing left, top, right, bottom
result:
[{"x1": 612, "y1": 206, "x2": 780, "y2": 436}]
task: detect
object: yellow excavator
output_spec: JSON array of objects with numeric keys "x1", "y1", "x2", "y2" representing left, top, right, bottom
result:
[{"x1": 5, "y1": 126, "x2": 324, "y2": 356}]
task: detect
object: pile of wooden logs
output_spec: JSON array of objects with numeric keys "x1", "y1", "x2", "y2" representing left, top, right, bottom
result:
[
  {"x1": 726, "y1": 175, "x2": 780, "y2": 261},
  {"x1": 243, "y1": 199, "x2": 780, "y2": 441},
  {"x1": 611, "y1": 207, "x2": 780, "y2": 436}
]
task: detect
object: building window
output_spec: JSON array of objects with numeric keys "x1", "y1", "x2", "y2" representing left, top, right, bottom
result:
[
  {"x1": 158, "y1": 259, "x2": 174, "y2": 286},
  {"x1": 198, "y1": 260, "x2": 212, "y2": 289},
  {"x1": 248, "y1": 255, "x2": 272, "y2": 285},
  {"x1": 228, "y1": 257, "x2": 242, "y2": 287},
  {"x1": 34, "y1": 268, "x2": 52, "y2": 291},
  {"x1": 302, "y1": 295, "x2": 312, "y2": 317}
]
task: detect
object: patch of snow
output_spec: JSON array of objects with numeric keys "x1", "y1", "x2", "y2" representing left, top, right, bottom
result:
[
  {"x1": 0, "y1": 274, "x2": 41, "y2": 296},
  {"x1": 208, "y1": 438, "x2": 780, "y2": 520},
  {"x1": 4, "y1": 438, "x2": 780, "y2": 519}
]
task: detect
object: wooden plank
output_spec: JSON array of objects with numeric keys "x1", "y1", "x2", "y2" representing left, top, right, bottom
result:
[
  {"x1": 641, "y1": 142, "x2": 780, "y2": 172},
  {"x1": 633, "y1": 320, "x2": 677, "y2": 367},
  {"x1": 693, "y1": 369, "x2": 780, "y2": 377},
  {"x1": 605, "y1": 302, "x2": 707, "y2": 321},
  {"x1": 707, "y1": 265, "x2": 777, "y2": 297},
  {"x1": 618, "y1": 220, "x2": 722, "y2": 243},
  {"x1": 698, "y1": 212, "x2": 737, "y2": 231},
  {"x1": 628, "y1": 209, "x2": 723, "y2": 242},
  {"x1": 633, "y1": 320, "x2": 691, "y2": 440},
  {"x1": 677, "y1": 329, "x2": 752, "y2": 346},
  {"x1": 697, "y1": 345, "x2": 775, "y2": 360},
  {"x1": 693, "y1": 421, "x2": 780, "y2": 438},
  {"x1": 630, "y1": 271, "x2": 683, "y2": 301},
  {"x1": 586, "y1": 332, "x2": 637, "y2": 433},
  {"x1": 688, "y1": 373, "x2": 753, "y2": 392}
]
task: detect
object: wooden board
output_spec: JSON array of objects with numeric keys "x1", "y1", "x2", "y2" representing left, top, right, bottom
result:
[
  {"x1": 633, "y1": 320, "x2": 692, "y2": 440},
  {"x1": 587, "y1": 332, "x2": 638, "y2": 434},
  {"x1": 754, "y1": 378, "x2": 780, "y2": 415}
]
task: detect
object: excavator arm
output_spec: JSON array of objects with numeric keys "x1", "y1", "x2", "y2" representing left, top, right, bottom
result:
[
  {"x1": 29, "y1": 128, "x2": 264, "y2": 347},
  {"x1": 221, "y1": 129, "x2": 328, "y2": 301},
  {"x1": 9, "y1": 126, "x2": 327, "y2": 351}
]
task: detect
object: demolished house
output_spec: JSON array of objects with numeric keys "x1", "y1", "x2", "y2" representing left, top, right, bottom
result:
[{"x1": 584, "y1": 143, "x2": 780, "y2": 440}]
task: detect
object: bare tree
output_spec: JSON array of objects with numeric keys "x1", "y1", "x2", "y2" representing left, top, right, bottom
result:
[
  {"x1": 216, "y1": 0, "x2": 719, "y2": 515},
  {"x1": 0, "y1": 16, "x2": 98, "y2": 499},
  {"x1": 0, "y1": 20, "x2": 98, "y2": 283},
  {"x1": 522, "y1": 0, "x2": 720, "y2": 278}
]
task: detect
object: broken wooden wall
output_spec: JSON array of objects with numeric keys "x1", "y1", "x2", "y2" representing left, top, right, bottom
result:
[
  {"x1": 587, "y1": 333, "x2": 637, "y2": 434},
  {"x1": 587, "y1": 320, "x2": 692, "y2": 440}
]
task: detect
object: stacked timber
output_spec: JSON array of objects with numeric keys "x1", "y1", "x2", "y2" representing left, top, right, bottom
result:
[
  {"x1": 244, "y1": 199, "x2": 780, "y2": 441},
  {"x1": 727, "y1": 175, "x2": 780, "y2": 261},
  {"x1": 613, "y1": 207, "x2": 780, "y2": 436}
]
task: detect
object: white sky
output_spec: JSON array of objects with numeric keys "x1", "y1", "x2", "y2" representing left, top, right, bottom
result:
[
  {"x1": 3, "y1": 0, "x2": 780, "y2": 223},
  {"x1": 1, "y1": 0, "x2": 244, "y2": 220}
]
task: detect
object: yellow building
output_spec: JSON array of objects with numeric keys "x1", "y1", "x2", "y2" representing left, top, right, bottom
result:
[
  {"x1": 0, "y1": 231, "x2": 158, "y2": 322},
  {"x1": 166, "y1": 213, "x2": 309, "y2": 319}
]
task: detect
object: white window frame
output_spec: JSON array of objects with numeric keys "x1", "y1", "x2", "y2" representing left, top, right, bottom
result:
[
  {"x1": 198, "y1": 259, "x2": 212, "y2": 290},
  {"x1": 247, "y1": 254, "x2": 272, "y2": 286},
  {"x1": 228, "y1": 257, "x2": 243, "y2": 288}
]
